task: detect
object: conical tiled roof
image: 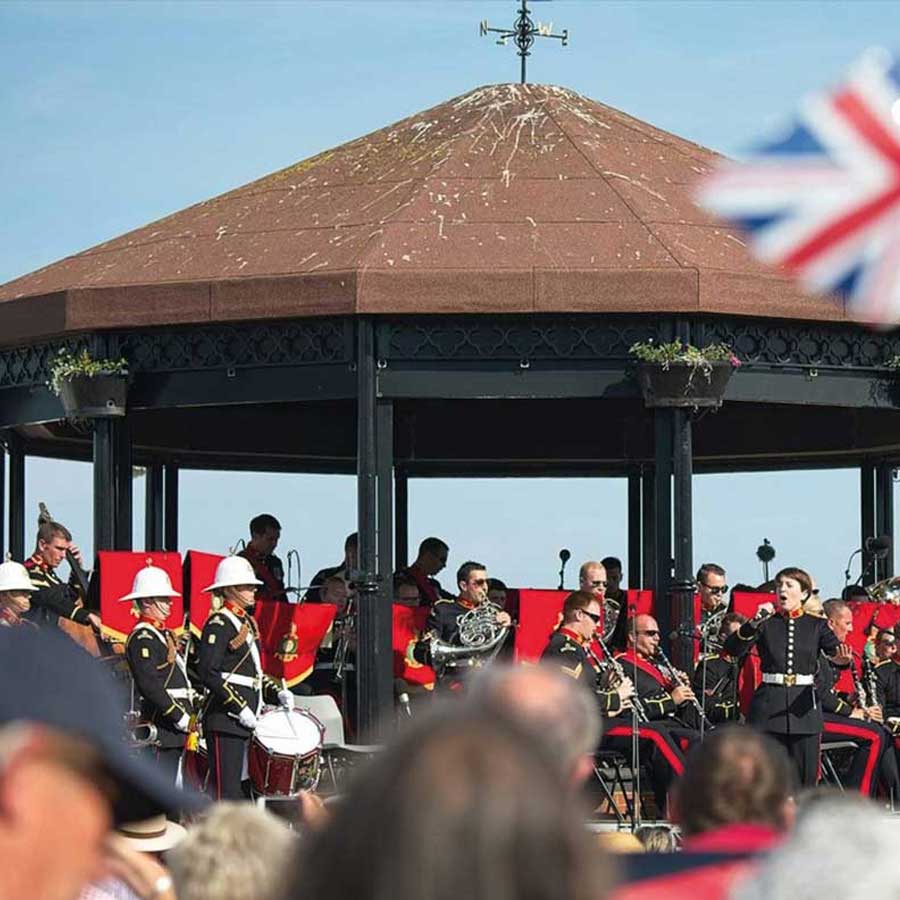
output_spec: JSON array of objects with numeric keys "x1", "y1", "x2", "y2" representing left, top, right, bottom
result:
[{"x1": 0, "y1": 83, "x2": 841, "y2": 344}]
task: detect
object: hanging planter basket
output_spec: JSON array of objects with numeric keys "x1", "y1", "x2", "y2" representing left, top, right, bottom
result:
[
  {"x1": 637, "y1": 361, "x2": 734, "y2": 409},
  {"x1": 58, "y1": 373, "x2": 128, "y2": 418}
]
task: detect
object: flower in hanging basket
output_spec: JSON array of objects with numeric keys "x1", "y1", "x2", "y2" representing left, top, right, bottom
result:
[
  {"x1": 48, "y1": 349, "x2": 130, "y2": 417},
  {"x1": 629, "y1": 340, "x2": 740, "y2": 408}
]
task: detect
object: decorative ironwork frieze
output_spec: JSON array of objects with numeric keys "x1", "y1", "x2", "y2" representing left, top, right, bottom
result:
[{"x1": 0, "y1": 319, "x2": 352, "y2": 391}]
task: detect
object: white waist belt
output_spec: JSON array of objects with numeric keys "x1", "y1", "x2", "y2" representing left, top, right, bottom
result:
[
  {"x1": 222, "y1": 673, "x2": 260, "y2": 689},
  {"x1": 762, "y1": 673, "x2": 813, "y2": 686},
  {"x1": 167, "y1": 688, "x2": 193, "y2": 699}
]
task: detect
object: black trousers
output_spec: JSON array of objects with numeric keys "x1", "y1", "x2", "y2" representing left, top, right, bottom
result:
[
  {"x1": 769, "y1": 731, "x2": 820, "y2": 788},
  {"x1": 603, "y1": 720, "x2": 690, "y2": 813},
  {"x1": 147, "y1": 746, "x2": 182, "y2": 785},
  {"x1": 823, "y1": 713, "x2": 899, "y2": 797},
  {"x1": 208, "y1": 731, "x2": 248, "y2": 801}
]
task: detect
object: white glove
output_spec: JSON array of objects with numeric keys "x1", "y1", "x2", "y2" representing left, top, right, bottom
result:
[
  {"x1": 278, "y1": 689, "x2": 295, "y2": 711},
  {"x1": 238, "y1": 707, "x2": 258, "y2": 730},
  {"x1": 175, "y1": 714, "x2": 191, "y2": 733}
]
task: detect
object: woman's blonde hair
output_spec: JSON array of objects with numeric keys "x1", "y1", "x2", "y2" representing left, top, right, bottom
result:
[{"x1": 166, "y1": 803, "x2": 296, "y2": 900}]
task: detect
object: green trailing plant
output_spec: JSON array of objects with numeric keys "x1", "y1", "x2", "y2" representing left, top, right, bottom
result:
[
  {"x1": 629, "y1": 339, "x2": 741, "y2": 381},
  {"x1": 48, "y1": 349, "x2": 129, "y2": 396}
]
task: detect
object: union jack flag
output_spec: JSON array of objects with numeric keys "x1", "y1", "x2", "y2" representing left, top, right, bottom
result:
[{"x1": 697, "y1": 50, "x2": 900, "y2": 326}]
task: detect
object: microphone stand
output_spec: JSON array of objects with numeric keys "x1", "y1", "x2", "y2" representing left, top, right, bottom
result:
[
  {"x1": 629, "y1": 607, "x2": 642, "y2": 830},
  {"x1": 557, "y1": 550, "x2": 570, "y2": 591}
]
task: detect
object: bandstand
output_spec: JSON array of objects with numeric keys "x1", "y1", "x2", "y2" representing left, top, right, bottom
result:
[{"x1": 2, "y1": 83, "x2": 899, "y2": 737}]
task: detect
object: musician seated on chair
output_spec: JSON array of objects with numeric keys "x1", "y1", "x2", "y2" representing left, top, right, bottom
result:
[
  {"x1": 540, "y1": 590, "x2": 633, "y2": 717},
  {"x1": 875, "y1": 628, "x2": 897, "y2": 663},
  {"x1": 305, "y1": 532, "x2": 358, "y2": 603},
  {"x1": 238, "y1": 513, "x2": 287, "y2": 603},
  {"x1": 616, "y1": 615, "x2": 700, "y2": 736},
  {"x1": 393, "y1": 573, "x2": 421, "y2": 608},
  {"x1": 818, "y1": 599, "x2": 899, "y2": 799},
  {"x1": 697, "y1": 562, "x2": 729, "y2": 625},
  {"x1": 22, "y1": 519, "x2": 100, "y2": 632},
  {"x1": 395, "y1": 537, "x2": 454, "y2": 607},
  {"x1": 691, "y1": 612, "x2": 747, "y2": 725},
  {"x1": 196, "y1": 556, "x2": 294, "y2": 801},
  {"x1": 412, "y1": 562, "x2": 511, "y2": 680},
  {"x1": 122, "y1": 564, "x2": 200, "y2": 784}
]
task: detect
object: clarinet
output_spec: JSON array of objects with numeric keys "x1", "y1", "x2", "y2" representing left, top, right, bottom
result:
[
  {"x1": 861, "y1": 655, "x2": 881, "y2": 710},
  {"x1": 849, "y1": 657, "x2": 868, "y2": 709},
  {"x1": 592, "y1": 632, "x2": 649, "y2": 723},
  {"x1": 655, "y1": 645, "x2": 715, "y2": 732}
]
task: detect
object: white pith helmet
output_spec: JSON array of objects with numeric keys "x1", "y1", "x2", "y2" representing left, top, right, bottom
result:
[
  {"x1": 0, "y1": 561, "x2": 36, "y2": 593},
  {"x1": 202, "y1": 556, "x2": 262, "y2": 593},
  {"x1": 118, "y1": 563, "x2": 181, "y2": 602}
]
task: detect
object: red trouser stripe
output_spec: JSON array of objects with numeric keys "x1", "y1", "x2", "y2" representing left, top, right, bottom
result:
[
  {"x1": 606, "y1": 724, "x2": 685, "y2": 776},
  {"x1": 823, "y1": 720, "x2": 880, "y2": 795}
]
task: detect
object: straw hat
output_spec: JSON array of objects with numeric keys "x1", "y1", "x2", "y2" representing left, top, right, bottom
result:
[{"x1": 115, "y1": 814, "x2": 187, "y2": 853}]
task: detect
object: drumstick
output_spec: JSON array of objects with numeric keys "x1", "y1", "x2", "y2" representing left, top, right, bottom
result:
[{"x1": 281, "y1": 678, "x2": 300, "y2": 740}]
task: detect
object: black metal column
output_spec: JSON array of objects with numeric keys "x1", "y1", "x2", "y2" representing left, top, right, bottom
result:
[
  {"x1": 113, "y1": 419, "x2": 132, "y2": 551},
  {"x1": 375, "y1": 399, "x2": 395, "y2": 724},
  {"x1": 163, "y1": 463, "x2": 179, "y2": 552},
  {"x1": 93, "y1": 420, "x2": 116, "y2": 553},
  {"x1": 861, "y1": 464, "x2": 876, "y2": 586},
  {"x1": 356, "y1": 320, "x2": 391, "y2": 741},
  {"x1": 627, "y1": 470, "x2": 642, "y2": 590},
  {"x1": 394, "y1": 466, "x2": 408, "y2": 570},
  {"x1": 145, "y1": 463, "x2": 164, "y2": 551},
  {"x1": 6, "y1": 433, "x2": 25, "y2": 561},
  {"x1": 671, "y1": 408, "x2": 694, "y2": 672},
  {"x1": 653, "y1": 409, "x2": 674, "y2": 655},
  {"x1": 876, "y1": 462, "x2": 895, "y2": 581},
  {"x1": 641, "y1": 467, "x2": 655, "y2": 590}
]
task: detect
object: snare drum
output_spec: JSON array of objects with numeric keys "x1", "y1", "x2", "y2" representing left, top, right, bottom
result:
[{"x1": 248, "y1": 707, "x2": 325, "y2": 797}]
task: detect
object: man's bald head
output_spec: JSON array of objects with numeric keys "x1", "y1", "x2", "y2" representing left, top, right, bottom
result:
[{"x1": 466, "y1": 664, "x2": 601, "y2": 786}]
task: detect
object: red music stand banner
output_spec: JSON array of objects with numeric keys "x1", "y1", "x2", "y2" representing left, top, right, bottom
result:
[
  {"x1": 256, "y1": 600, "x2": 336, "y2": 687},
  {"x1": 184, "y1": 550, "x2": 224, "y2": 636},
  {"x1": 626, "y1": 589, "x2": 654, "y2": 618},
  {"x1": 392, "y1": 606, "x2": 435, "y2": 689},
  {"x1": 97, "y1": 551, "x2": 185, "y2": 643},
  {"x1": 515, "y1": 589, "x2": 568, "y2": 663},
  {"x1": 731, "y1": 592, "x2": 775, "y2": 716}
]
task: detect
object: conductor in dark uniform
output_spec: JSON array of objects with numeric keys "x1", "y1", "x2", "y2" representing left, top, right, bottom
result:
[
  {"x1": 121, "y1": 564, "x2": 199, "y2": 783},
  {"x1": 196, "y1": 556, "x2": 293, "y2": 800},
  {"x1": 540, "y1": 590, "x2": 634, "y2": 716},
  {"x1": 725, "y1": 566, "x2": 845, "y2": 787}
]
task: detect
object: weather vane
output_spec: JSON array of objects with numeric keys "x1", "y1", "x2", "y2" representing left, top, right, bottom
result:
[{"x1": 480, "y1": 0, "x2": 568, "y2": 85}]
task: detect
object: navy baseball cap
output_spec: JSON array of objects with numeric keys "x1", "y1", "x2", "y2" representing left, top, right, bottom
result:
[{"x1": 0, "y1": 627, "x2": 208, "y2": 822}]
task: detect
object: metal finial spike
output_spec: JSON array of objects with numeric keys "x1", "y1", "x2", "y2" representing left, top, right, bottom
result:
[{"x1": 479, "y1": 0, "x2": 568, "y2": 84}]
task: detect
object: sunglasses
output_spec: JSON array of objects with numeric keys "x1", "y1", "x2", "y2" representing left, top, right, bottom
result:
[
  {"x1": 581, "y1": 610, "x2": 601, "y2": 624},
  {"x1": 702, "y1": 584, "x2": 728, "y2": 595},
  {"x1": 471, "y1": 578, "x2": 489, "y2": 586},
  {"x1": 589, "y1": 580, "x2": 608, "y2": 589},
  {"x1": 638, "y1": 629, "x2": 660, "y2": 637}
]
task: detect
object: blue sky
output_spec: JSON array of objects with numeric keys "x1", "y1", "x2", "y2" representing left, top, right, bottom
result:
[{"x1": 2, "y1": 1, "x2": 898, "y2": 597}]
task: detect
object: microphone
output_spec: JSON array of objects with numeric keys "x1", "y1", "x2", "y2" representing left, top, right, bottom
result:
[
  {"x1": 394, "y1": 678, "x2": 412, "y2": 718},
  {"x1": 557, "y1": 549, "x2": 571, "y2": 591}
]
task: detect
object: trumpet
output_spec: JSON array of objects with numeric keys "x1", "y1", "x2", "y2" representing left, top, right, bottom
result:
[
  {"x1": 592, "y1": 632, "x2": 649, "y2": 722},
  {"x1": 655, "y1": 645, "x2": 714, "y2": 732}
]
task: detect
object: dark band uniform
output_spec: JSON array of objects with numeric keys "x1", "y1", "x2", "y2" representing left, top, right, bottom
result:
[
  {"x1": 125, "y1": 615, "x2": 199, "y2": 781},
  {"x1": 540, "y1": 627, "x2": 622, "y2": 714},
  {"x1": 600, "y1": 649, "x2": 697, "y2": 815},
  {"x1": 725, "y1": 607, "x2": 839, "y2": 786},
  {"x1": 877, "y1": 657, "x2": 900, "y2": 726},
  {"x1": 816, "y1": 652, "x2": 898, "y2": 797},
  {"x1": 239, "y1": 546, "x2": 286, "y2": 603},
  {"x1": 22, "y1": 555, "x2": 91, "y2": 629},
  {"x1": 196, "y1": 601, "x2": 280, "y2": 799},
  {"x1": 692, "y1": 651, "x2": 741, "y2": 725}
]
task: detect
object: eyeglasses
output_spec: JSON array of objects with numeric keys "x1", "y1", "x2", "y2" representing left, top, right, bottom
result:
[
  {"x1": 588, "y1": 580, "x2": 608, "y2": 589},
  {"x1": 471, "y1": 578, "x2": 489, "y2": 586},
  {"x1": 702, "y1": 584, "x2": 728, "y2": 595},
  {"x1": 637, "y1": 629, "x2": 660, "y2": 637},
  {"x1": 811, "y1": 588, "x2": 820, "y2": 596},
  {"x1": 581, "y1": 610, "x2": 601, "y2": 623}
]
